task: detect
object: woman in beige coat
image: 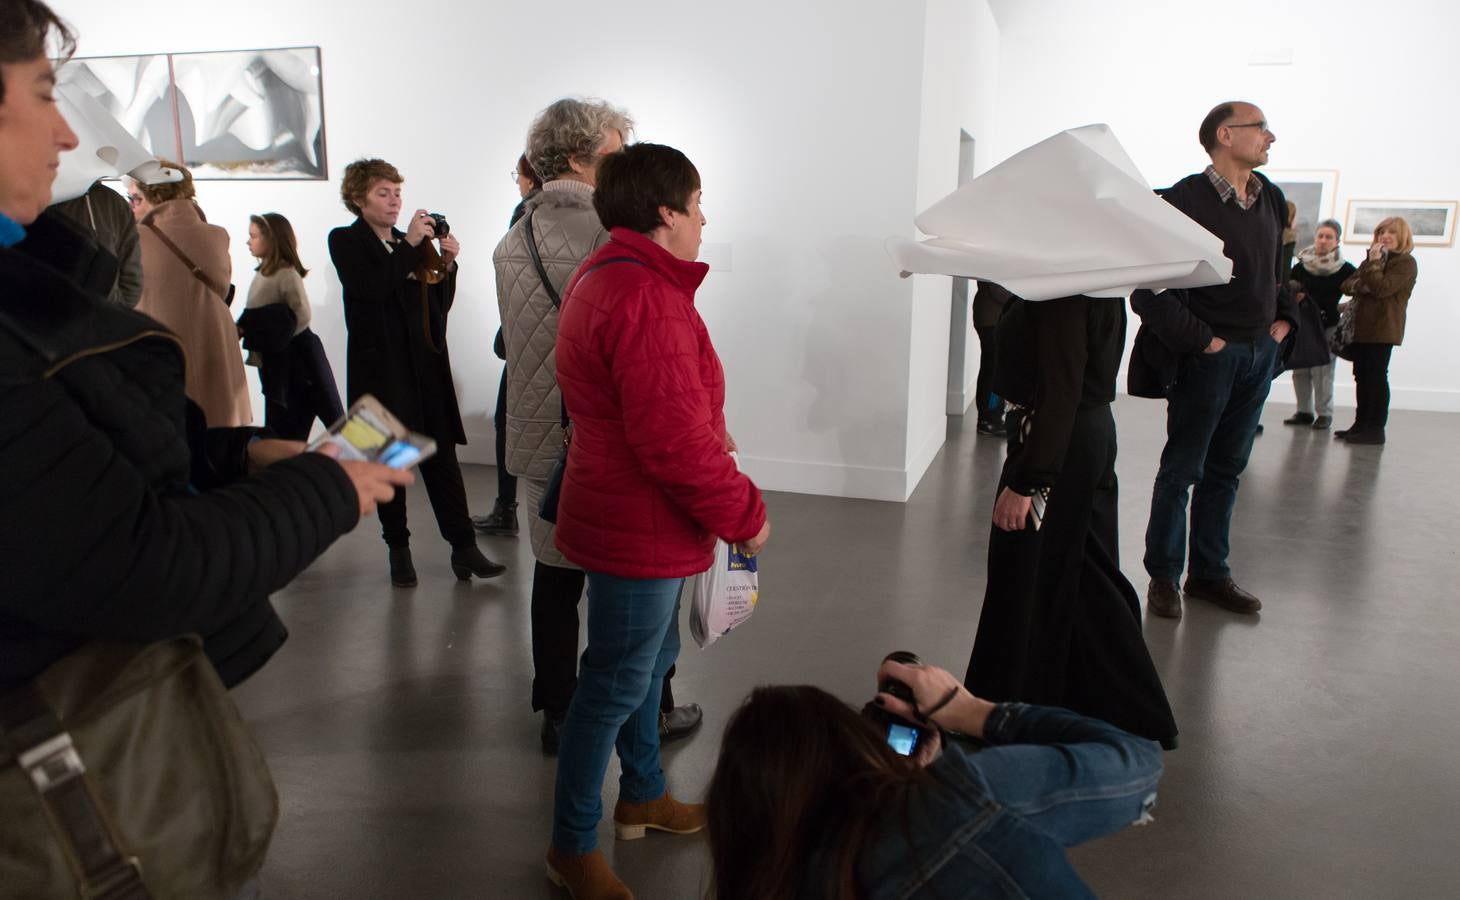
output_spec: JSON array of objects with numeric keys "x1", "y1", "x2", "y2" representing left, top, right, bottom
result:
[{"x1": 132, "y1": 161, "x2": 251, "y2": 426}]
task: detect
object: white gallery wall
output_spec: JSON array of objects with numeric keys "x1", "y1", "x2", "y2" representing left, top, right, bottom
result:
[
  {"x1": 59, "y1": 0, "x2": 1002, "y2": 502},
  {"x1": 990, "y1": 0, "x2": 1460, "y2": 411}
]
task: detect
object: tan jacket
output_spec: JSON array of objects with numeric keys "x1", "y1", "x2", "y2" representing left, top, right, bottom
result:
[
  {"x1": 1343, "y1": 251, "x2": 1417, "y2": 346},
  {"x1": 136, "y1": 200, "x2": 252, "y2": 426}
]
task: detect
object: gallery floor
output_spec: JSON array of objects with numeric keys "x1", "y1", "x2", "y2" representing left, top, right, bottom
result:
[{"x1": 235, "y1": 397, "x2": 1460, "y2": 899}]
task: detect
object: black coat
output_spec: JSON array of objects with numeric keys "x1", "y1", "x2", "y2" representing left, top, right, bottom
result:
[
  {"x1": 328, "y1": 218, "x2": 465, "y2": 444},
  {"x1": 0, "y1": 241, "x2": 359, "y2": 694}
]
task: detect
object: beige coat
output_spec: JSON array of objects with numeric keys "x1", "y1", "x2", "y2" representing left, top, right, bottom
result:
[
  {"x1": 136, "y1": 200, "x2": 252, "y2": 426},
  {"x1": 494, "y1": 181, "x2": 607, "y2": 565}
]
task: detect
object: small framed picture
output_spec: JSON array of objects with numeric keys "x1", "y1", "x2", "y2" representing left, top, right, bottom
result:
[
  {"x1": 1343, "y1": 199, "x2": 1458, "y2": 247},
  {"x1": 1266, "y1": 169, "x2": 1339, "y2": 250}
]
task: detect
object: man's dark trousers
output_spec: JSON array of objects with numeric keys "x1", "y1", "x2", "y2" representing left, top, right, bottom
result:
[{"x1": 1144, "y1": 337, "x2": 1279, "y2": 582}]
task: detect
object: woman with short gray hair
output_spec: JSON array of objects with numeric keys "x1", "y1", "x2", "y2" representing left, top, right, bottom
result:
[{"x1": 495, "y1": 98, "x2": 702, "y2": 759}]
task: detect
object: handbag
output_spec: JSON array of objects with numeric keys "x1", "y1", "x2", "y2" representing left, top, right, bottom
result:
[
  {"x1": 0, "y1": 637, "x2": 278, "y2": 900},
  {"x1": 1283, "y1": 297, "x2": 1332, "y2": 371},
  {"x1": 521, "y1": 209, "x2": 642, "y2": 523},
  {"x1": 1330, "y1": 301, "x2": 1357, "y2": 361}
]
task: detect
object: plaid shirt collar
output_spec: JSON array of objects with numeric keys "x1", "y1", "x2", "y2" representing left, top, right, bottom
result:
[{"x1": 1204, "y1": 165, "x2": 1262, "y2": 210}]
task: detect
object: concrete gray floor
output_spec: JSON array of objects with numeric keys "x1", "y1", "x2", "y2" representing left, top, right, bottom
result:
[{"x1": 234, "y1": 397, "x2": 1460, "y2": 899}]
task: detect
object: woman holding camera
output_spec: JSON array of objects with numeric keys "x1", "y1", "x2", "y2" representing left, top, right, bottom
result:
[
  {"x1": 328, "y1": 158, "x2": 505, "y2": 586},
  {"x1": 1337, "y1": 216, "x2": 1418, "y2": 445},
  {"x1": 705, "y1": 657, "x2": 1164, "y2": 899}
]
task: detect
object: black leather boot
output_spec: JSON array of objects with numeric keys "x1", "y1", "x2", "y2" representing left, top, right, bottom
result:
[
  {"x1": 471, "y1": 499, "x2": 519, "y2": 536},
  {"x1": 451, "y1": 544, "x2": 507, "y2": 580},
  {"x1": 389, "y1": 546, "x2": 417, "y2": 587}
]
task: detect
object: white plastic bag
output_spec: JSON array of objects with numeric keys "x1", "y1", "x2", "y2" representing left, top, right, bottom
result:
[{"x1": 689, "y1": 539, "x2": 760, "y2": 649}]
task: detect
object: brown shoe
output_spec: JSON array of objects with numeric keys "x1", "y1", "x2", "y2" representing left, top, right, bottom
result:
[
  {"x1": 1183, "y1": 577, "x2": 1262, "y2": 614},
  {"x1": 545, "y1": 846, "x2": 633, "y2": 900},
  {"x1": 1147, "y1": 580, "x2": 1182, "y2": 619},
  {"x1": 612, "y1": 792, "x2": 706, "y2": 841}
]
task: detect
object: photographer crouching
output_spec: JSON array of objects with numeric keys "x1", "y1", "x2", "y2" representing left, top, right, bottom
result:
[{"x1": 705, "y1": 654, "x2": 1165, "y2": 899}]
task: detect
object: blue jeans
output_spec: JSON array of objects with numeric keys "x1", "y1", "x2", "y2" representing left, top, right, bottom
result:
[
  {"x1": 551, "y1": 572, "x2": 684, "y2": 854},
  {"x1": 1144, "y1": 338, "x2": 1278, "y2": 582}
]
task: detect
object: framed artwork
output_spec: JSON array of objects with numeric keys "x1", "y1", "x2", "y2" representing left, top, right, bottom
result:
[
  {"x1": 1343, "y1": 200, "x2": 1458, "y2": 247},
  {"x1": 60, "y1": 46, "x2": 328, "y2": 180},
  {"x1": 1266, "y1": 169, "x2": 1339, "y2": 251}
]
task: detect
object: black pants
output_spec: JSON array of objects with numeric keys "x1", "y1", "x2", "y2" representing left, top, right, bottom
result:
[
  {"x1": 1349, "y1": 342, "x2": 1394, "y2": 431},
  {"x1": 378, "y1": 439, "x2": 474, "y2": 548},
  {"x1": 264, "y1": 379, "x2": 346, "y2": 441},
  {"x1": 494, "y1": 368, "x2": 517, "y2": 503},
  {"x1": 530, "y1": 561, "x2": 676, "y2": 715},
  {"x1": 974, "y1": 325, "x2": 1002, "y2": 422}
]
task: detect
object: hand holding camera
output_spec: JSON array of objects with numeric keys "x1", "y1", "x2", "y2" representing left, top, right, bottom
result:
[
  {"x1": 404, "y1": 208, "x2": 435, "y2": 247},
  {"x1": 874, "y1": 653, "x2": 994, "y2": 742}
]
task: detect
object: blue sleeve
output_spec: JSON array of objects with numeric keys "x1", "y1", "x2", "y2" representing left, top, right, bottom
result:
[{"x1": 945, "y1": 703, "x2": 1164, "y2": 848}]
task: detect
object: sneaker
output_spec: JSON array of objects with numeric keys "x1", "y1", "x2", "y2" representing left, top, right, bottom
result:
[
  {"x1": 1183, "y1": 577, "x2": 1262, "y2": 614},
  {"x1": 545, "y1": 846, "x2": 632, "y2": 900},
  {"x1": 472, "y1": 499, "x2": 519, "y2": 536},
  {"x1": 1282, "y1": 412, "x2": 1314, "y2": 426},
  {"x1": 1146, "y1": 580, "x2": 1182, "y2": 619},
  {"x1": 613, "y1": 792, "x2": 706, "y2": 841},
  {"x1": 658, "y1": 703, "x2": 703, "y2": 744},
  {"x1": 1312, "y1": 416, "x2": 1332, "y2": 430}
]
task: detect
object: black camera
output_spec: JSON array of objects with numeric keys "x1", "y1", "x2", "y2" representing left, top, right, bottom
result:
[
  {"x1": 862, "y1": 650, "x2": 925, "y2": 757},
  {"x1": 426, "y1": 212, "x2": 449, "y2": 238}
]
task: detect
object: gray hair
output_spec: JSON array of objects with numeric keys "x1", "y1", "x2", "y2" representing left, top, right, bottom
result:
[
  {"x1": 1316, "y1": 218, "x2": 1342, "y2": 239},
  {"x1": 525, "y1": 98, "x2": 634, "y2": 182}
]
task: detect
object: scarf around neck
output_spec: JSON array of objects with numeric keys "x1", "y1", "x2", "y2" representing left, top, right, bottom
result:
[{"x1": 1297, "y1": 244, "x2": 1345, "y2": 276}]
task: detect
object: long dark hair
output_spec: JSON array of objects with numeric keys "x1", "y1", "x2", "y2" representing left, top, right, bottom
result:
[
  {"x1": 250, "y1": 212, "x2": 308, "y2": 278},
  {"x1": 706, "y1": 685, "x2": 926, "y2": 900}
]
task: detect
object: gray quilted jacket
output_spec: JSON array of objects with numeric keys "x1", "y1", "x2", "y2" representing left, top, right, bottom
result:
[{"x1": 494, "y1": 181, "x2": 608, "y2": 481}]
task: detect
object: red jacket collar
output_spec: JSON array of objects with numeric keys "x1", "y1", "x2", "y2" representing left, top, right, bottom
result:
[{"x1": 607, "y1": 227, "x2": 709, "y2": 294}]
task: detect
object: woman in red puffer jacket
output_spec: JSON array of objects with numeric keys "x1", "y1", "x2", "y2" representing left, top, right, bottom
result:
[{"x1": 545, "y1": 142, "x2": 769, "y2": 898}]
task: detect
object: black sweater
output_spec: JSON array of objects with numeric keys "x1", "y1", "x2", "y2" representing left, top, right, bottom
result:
[
  {"x1": 1131, "y1": 171, "x2": 1300, "y2": 352},
  {"x1": 1291, "y1": 259, "x2": 1356, "y2": 328}
]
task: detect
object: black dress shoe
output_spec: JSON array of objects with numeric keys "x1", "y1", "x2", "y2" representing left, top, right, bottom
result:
[
  {"x1": 658, "y1": 703, "x2": 703, "y2": 744},
  {"x1": 1283, "y1": 412, "x2": 1315, "y2": 426},
  {"x1": 541, "y1": 709, "x2": 566, "y2": 757},
  {"x1": 1344, "y1": 428, "x2": 1385, "y2": 445},
  {"x1": 472, "y1": 500, "x2": 519, "y2": 536},
  {"x1": 1146, "y1": 580, "x2": 1182, "y2": 619},
  {"x1": 389, "y1": 546, "x2": 417, "y2": 587},
  {"x1": 450, "y1": 544, "x2": 507, "y2": 580},
  {"x1": 1312, "y1": 416, "x2": 1332, "y2": 430},
  {"x1": 1334, "y1": 424, "x2": 1357, "y2": 439},
  {"x1": 975, "y1": 418, "x2": 1007, "y2": 437},
  {"x1": 1183, "y1": 577, "x2": 1262, "y2": 614}
]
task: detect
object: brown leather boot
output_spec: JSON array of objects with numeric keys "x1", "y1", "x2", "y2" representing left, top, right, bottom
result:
[
  {"x1": 612, "y1": 792, "x2": 706, "y2": 841},
  {"x1": 545, "y1": 846, "x2": 633, "y2": 900}
]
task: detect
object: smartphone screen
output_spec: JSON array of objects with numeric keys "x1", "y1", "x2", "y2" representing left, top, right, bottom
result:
[
  {"x1": 378, "y1": 439, "x2": 423, "y2": 470},
  {"x1": 886, "y1": 722, "x2": 922, "y2": 757}
]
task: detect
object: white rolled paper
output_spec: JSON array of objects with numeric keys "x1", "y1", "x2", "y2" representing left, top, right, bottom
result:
[{"x1": 887, "y1": 124, "x2": 1233, "y2": 301}]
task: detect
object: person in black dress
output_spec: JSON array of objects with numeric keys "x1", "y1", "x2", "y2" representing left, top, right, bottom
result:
[
  {"x1": 328, "y1": 158, "x2": 505, "y2": 587},
  {"x1": 965, "y1": 294, "x2": 1178, "y2": 749}
]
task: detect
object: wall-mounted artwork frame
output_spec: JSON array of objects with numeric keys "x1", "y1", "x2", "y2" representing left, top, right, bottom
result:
[
  {"x1": 1343, "y1": 200, "x2": 1457, "y2": 247},
  {"x1": 60, "y1": 46, "x2": 328, "y2": 180},
  {"x1": 1266, "y1": 169, "x2": 1339, "y2": 251}
]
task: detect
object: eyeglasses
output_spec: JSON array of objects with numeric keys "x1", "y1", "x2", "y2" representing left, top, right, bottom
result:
[
  {"x1": 1225, "y1": 120, "x2": 1271, "y2": 134},
  {"x1": 510, "y1": 170, "x2": 523, "y2": 182},
  {"x1": 126, "y1": 193, "x2": 144, "y2": 206}
]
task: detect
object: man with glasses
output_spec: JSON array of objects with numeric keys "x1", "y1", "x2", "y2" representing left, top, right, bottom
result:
[{"x1": 1132, "y1": 101, "x2": 1299, "y2": 620}]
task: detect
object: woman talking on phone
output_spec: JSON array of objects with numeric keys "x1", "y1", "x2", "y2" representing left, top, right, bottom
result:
[
  {"x1": 1337, "y1": 216, "x2": 1418, "y2": 445},
  {"x1": 964, "y1": 295, "x2": 1177, "y2": 750},
  {"x1": 705, "y1": 656, "x2": 1164, "y2": 899},
  {"x1": 329, "y1": 158, "x2": 505, "y2": 586}
]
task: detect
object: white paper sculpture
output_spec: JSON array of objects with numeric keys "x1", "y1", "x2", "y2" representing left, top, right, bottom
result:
[
  {"x1": 52, "y1": 82, "x2": 181, "y2": 204},
  {"x1": 886, "y1": 124, "x2": 1232, "y2": 301}
]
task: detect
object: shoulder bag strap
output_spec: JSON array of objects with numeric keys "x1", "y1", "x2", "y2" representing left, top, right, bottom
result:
[
  {"x1": 522, "y1": 208, "x2": 563, "y2": 309},
  {"x1": 143, "y1": 221, "x2": 229, "y2": 302},
  {"x1": 0, "y1": 685, "x2": 152, "y2": 899}
]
